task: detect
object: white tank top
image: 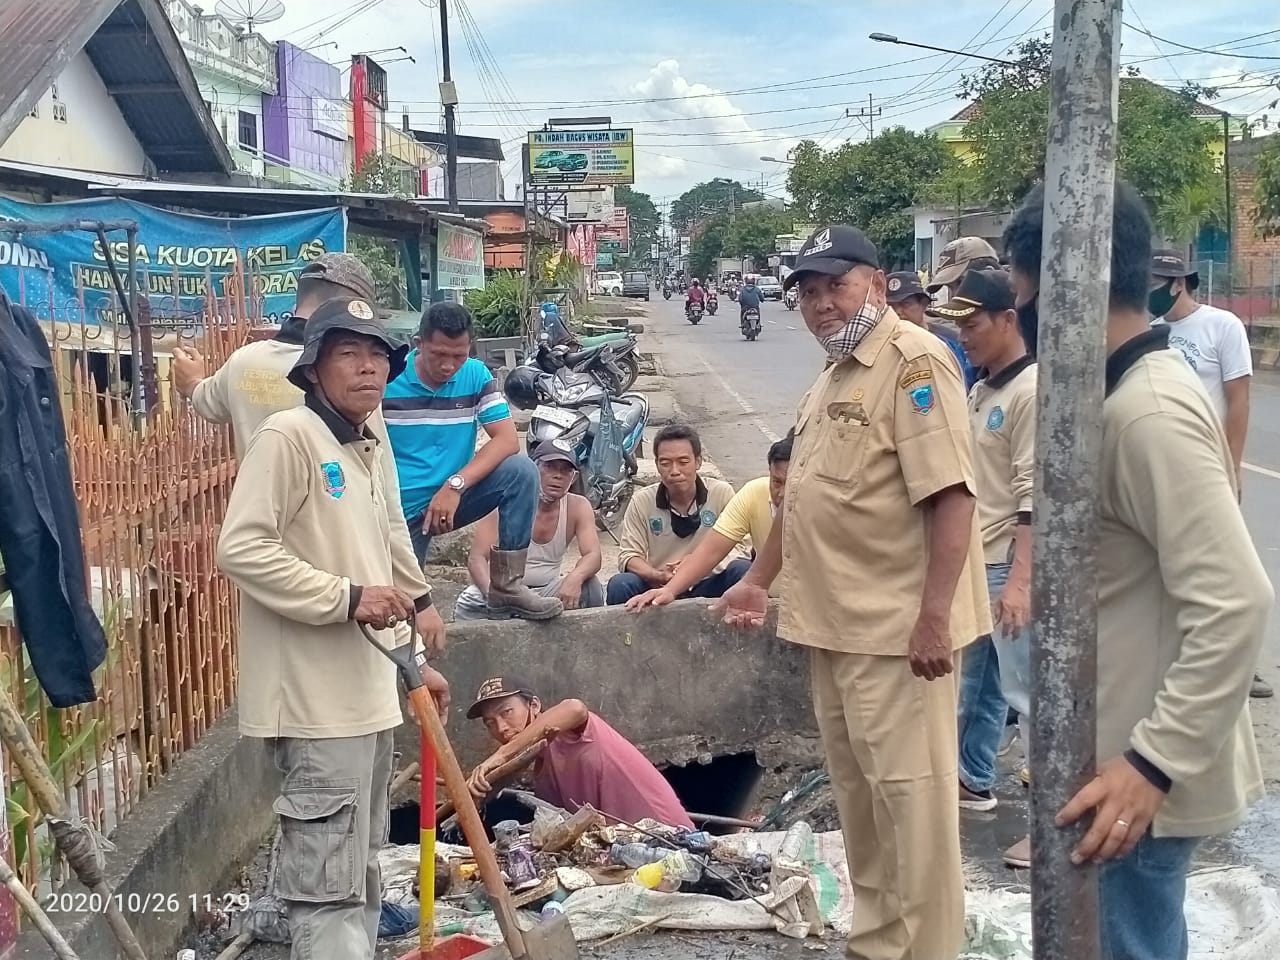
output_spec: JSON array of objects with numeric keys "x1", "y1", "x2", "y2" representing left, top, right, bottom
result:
[{"x1": 525, "y1": 499, "x2": 569, "y2": 588}]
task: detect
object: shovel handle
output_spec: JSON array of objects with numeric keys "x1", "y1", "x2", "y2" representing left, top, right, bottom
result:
[{"x1": 406, "y1": 687, "x2": 529, "y2": 960}]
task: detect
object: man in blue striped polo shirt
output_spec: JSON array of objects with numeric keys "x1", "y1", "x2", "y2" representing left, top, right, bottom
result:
[{"x1": 384, "y1": 302, "x2": 561, "y2": 620}]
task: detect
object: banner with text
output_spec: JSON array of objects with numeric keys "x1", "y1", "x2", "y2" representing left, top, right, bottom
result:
[
  {"x1": 526, "y1": 129, "x2": 634, "y2": 186},
  {"x1": 0, "y1": 196, "x2": 346, "y2": 326},
  {"x1": 436, "y1": 221, "x2": 485, "y2": 290}
]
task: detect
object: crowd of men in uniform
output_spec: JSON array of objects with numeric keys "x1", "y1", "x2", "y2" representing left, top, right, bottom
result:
[{"x1": 174, "y1": 170, "x2": 1271, "y2": 960}]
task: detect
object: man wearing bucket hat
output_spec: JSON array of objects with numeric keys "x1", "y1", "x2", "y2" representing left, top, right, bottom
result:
[
  {"x1": 719, "y1": 224, "x2": 989, "y2": 960},
  {"x1": 172, "y1": 252, "x2": 380, "y2": 458},
  {"x1": 1148, "y1": 250, "x2": 1266, "y2": 699},
  {"x1": 217, "y1": 298, "x2": 450, "y2": 960},
  {"x1": 886, "y1": 270, "x2": 977, "y2": 389}
]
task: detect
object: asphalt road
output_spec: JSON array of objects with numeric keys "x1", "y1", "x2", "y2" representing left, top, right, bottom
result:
[{"x1": 641, "y1": 291, "x2": 1280, "y2": 880}]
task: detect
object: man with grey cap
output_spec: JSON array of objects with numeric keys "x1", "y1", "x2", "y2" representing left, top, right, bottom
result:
[
  {"x1": 454, "y1": 439, "x2": 605, "y2": 619},
  {"x1": 925, "y1": 236, "x2": 1001, "y2": 297},
  {"x1": 172, "y1": 252, "x2": 381, "y2": 457},
  {"x1": 217, "y1": 298, "x2": 450, "y2": 960},
  {"x1": 887, "y1": 270, "x2": 977, "y2": 389},
  {"x1": 718, "y1": 224, "x2": 988, "y2": 960}
]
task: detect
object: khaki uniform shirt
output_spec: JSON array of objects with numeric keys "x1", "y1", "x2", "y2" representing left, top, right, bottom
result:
[
  {"x1": 191, "y1": 338, "x2": 305, "y2": 460},
  {"x1": 217, "y1": 396, "x2": 432, "y2": 739},
  {"x1": 967, "y1": 357, "x2": 1037, "y2": 565},
  {"x1": 617, "y1": 477, "x2": 741, "y2": 573},
  {"x1": 1098, "y1": 334, "x2": 1271, "y2": 837},
  {"x1": 778, "y1": 310, "x2": 990, "y2": 655}
]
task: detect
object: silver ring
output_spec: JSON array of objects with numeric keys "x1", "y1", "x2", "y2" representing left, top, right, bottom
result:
[
  {"x1": 386, "y1": 617, "x2": 398, "y2": 628},
  {"x1": 1114, "y1": 818, "x2": 1130, "y2": 829}
]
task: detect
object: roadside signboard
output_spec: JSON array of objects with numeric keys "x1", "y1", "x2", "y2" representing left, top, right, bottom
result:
[
  {"x1": 565, "y1": 187, "x2": 615, "y2": 224},
  {"x1": 527, "y1": 129, "x2": 634, "y2": 186},
  {"x1": 436, "y1": 222, "x2": 485, "y2": 291}
]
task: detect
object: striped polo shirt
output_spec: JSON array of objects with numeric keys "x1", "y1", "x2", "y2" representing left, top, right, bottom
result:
[{"x1": 383, "y1": 353, "x2": 511, "y2": 519}]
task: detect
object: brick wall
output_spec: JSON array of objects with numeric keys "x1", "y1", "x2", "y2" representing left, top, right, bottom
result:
[{"x1": 1231, "y1": 139, "x2": 1280, "y2": 264}]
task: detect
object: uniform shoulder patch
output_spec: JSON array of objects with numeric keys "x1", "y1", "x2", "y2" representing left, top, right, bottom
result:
[
  {"x1": 700, "y1": 509, "x2": 717, "y2": 528},
  {"x1": 899, "y1": 368, "x2": 932, "y2": 391},
  {"x1": 909, "y1": 384, "x2": 935, "y2": 415}
]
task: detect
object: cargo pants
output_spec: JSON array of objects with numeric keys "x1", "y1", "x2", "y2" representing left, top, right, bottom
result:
[{"x1": 270, "y1": 731, "x2": 395, "y2": 960}]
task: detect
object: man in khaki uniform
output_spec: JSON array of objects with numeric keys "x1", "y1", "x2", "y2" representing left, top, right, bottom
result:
[
  {"x1": 218, "y1": 299, "x2": 450, "y2": 960},
  {"x1": 719, "y1": 225, "x2": 989, "y2": 960},
  {"x1": 1004, "y1": 182, "x2": 1272, "y2": 960}
]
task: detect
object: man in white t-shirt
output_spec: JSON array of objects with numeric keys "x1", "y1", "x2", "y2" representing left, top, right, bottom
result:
[{"x1": 1149, "y1": 249, "x2": 1268, "y2": 698}]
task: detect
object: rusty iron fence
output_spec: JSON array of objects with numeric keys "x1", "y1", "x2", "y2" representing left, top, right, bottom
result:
[
  {"x1": 1193, "y1": 254, "x2": 1280, "y2": 333},
  {"x1": 0, "y1": 273, "x2": 261, "y2": 892}
]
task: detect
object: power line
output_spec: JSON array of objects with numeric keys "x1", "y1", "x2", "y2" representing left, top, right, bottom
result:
[{"x1": 1123, "y1": 23, "x2": 1280, "y2": 61}]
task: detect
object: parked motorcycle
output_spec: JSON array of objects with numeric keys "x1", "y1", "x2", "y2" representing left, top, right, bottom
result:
[
  {"x1": 784, "y1": 287, "x2": 799, "y2": 310},
  {"x1": 503, "y1": 366, "x2": 649, "y2": 532},
  {"x1": 530, "y1": 336, "x2": 640, "y2": 394},
  {"x1": 686, "y1": 300, "x2": 705, "y2": 325},
  {"x1": 741, "y1": 306, "x2": 762, "y2": 341},
  {"x1": 706, "y1": 292, "x2": 719, "y2": 316}
]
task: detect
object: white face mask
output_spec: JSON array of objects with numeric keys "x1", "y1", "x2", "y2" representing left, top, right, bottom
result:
[{"x1": 819, "y1": 285, "x2": 884, "y2": 362}]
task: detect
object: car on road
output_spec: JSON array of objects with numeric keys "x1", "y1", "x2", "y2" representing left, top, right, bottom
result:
[
  {"x1": 757, "y1": 276, "x2": 784, "y2": 300},
  {"x1": 622, "y1": 271, "x2": 650, "y2": 300},
  {"x1": 595, "y1": 271, "x2": 623, "y2": 296},
  {"x1": 533, "y1": 150, "x2": 566, "y2": 169}
]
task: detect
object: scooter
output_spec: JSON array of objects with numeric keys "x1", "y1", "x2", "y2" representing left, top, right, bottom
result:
[
  {"x1": 530, "y1": 336, "x2": 640, "y2": 394},
  {"x1": 509, "y1": 369, "x2": 649, "y2": 533},
  {"x1": 662, "y1": 284, "x2": 672, "y2": 301},
  {"x1": 784, "y1": 287, "x2": 799, "y2": 310},
  {"x1": 706, "y1": 292, "x2": 719, "y2": 316},
  {"x1": 741, "y1": 306, "x2": 762, "y2": 341},
  {"x1": 686, "y1": 300, "x2": 705, "y2": 325}
]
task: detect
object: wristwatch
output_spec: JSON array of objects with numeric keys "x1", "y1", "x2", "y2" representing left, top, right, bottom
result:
[{"x1": 447, "y1": 474, "x2": 467, "y2": 492}]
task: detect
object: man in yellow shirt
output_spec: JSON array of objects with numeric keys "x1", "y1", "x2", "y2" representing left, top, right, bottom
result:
[{"x1": 625, "y1": 431, "x2": 791, "y2": 609}]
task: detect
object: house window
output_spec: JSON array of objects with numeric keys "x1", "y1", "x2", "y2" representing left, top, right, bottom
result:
[{"x1": 237, "y1": 111, "x2": 258, "y2": 151}]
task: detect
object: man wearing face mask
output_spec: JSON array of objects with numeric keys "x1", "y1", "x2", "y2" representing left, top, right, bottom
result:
[{"x1": 716, "y1": 225, "x2": 990, "y2": 960}]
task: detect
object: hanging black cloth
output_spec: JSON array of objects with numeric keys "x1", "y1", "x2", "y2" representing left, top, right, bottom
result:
[{"x1": 0, "y1": 288, "x2": 105, "y2": 706}]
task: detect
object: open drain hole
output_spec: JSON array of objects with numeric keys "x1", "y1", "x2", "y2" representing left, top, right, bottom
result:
[{"x1": 661, "y1": 751, "x2": 763, "y2": 831}]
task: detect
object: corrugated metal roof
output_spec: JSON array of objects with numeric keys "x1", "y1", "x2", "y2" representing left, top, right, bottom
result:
[{"x1": 0, "y1": 0, "x2": 231, "y2": 176}]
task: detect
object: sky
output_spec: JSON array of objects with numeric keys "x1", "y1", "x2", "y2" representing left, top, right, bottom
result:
[{"x1": 252, "y1": 0, "x2": 1280, "y2": 209}]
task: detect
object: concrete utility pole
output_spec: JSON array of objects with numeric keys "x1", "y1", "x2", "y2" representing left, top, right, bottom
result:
[
  {"x1": 438, "y1": 0, "x2": 459, "y2": 212},
  {"x1": 1030, "y1": 2, "x2": 1122, "y2": 959},
  {"x1": 846, "y1": 94, "x2": 882, "y2": 139}
]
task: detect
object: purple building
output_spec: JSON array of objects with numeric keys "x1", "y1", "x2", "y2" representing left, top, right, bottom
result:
[{"x1": 262, "y1": 41, "x2": 350, "y2": 189}]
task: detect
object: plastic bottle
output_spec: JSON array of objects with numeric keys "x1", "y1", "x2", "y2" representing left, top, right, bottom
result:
[
  {"x1": 632, "y1": 861, "x2": 665, "y2": 889},
  {"x1": 609, "y1": 842, "x2": 668, "y2": 868},
  {"x1": 659, "y1": 849, "x2": 706, "y2": 884}
]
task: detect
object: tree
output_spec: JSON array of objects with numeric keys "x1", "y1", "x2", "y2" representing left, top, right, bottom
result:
[
  {"x1": 787, "y1": 127, "x2": 960, "y2": 268},
  {"x1": 956, "y1": 37, "x2": 1228, "y2": 238},
  {"x1": 342, "y1": 153, "x2": 411, "y2": 309},
  {"x1": 727, "y1": 207, "x2": 793, "y2": 270},
  {"x1": 613, "y1": 186, "x2": 659, "y2": 264},
  {"x1": 688, "y1": 214, "x2": 732, "y2": 281},
  {"x1": 1255, "y1": 136, "x2": 1280, "y2": 239},
  {"x1": 670, "y1": 179, "x2": 763, "y2": 232}
]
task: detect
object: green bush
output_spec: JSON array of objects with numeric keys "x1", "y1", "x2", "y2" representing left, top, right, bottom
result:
[{"x1": 465, "y1": 271, "x2": 525, "y2": 338}]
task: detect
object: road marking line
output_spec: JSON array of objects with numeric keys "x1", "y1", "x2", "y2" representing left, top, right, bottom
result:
[
  {"x1": 1244, "y1": 461, "x2": 1280, "y2": 481},
  {"x1": 698, "y1": 358, "x2": 782, "y2": 443}
]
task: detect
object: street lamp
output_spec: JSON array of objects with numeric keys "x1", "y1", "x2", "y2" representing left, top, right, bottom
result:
[
  {"x1": 868, "y1": 32, "x2": 1046, "y2": 72},
  {"x1": 760, "y1": 156, "x2": 795, "y2": 165}
]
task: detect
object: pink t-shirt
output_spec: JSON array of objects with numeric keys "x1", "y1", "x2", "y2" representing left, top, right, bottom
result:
[{"x1": 531, "y1": 713, "x2": 694, "y2": 829}]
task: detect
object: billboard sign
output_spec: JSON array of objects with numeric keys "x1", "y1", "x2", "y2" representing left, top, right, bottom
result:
[
  {"x1": 436, "y1": 222, "x2": 485, "y2": 291},
  {"x1": 527, "y1": 129, "x2": 634, "y2": 186},
  {"x1": 565, "y1": 187, "x2": 615, "y2": 224}
]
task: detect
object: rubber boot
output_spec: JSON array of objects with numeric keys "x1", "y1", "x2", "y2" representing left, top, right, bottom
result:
[{"x1": 486, "y1": 548, "x2": 563, "y2": 620}]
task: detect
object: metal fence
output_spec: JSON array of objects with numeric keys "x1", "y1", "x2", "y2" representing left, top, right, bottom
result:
[
  {"x1": 1192, "y1": 255, "x2": 1280, "y2": 331},
  {"x1": 0, "y1": 278, "x2": 257, "y2": 892}
]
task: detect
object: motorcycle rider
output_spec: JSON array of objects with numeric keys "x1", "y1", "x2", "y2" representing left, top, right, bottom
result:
[
  {"x1": 738, "y1": 274, "x2": 765, "y2": 324},
  {"x1": 685, "y1": 278, "x2": 707, "y2": 318}
]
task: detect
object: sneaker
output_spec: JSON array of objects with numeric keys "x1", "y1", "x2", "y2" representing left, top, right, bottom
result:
[
  {"x1": 959, "y1": 781, "x2": 998, "y2": 812},
  {"x1": 997, "y1": 725, "x2": 1019, "y2": 758},
  {"x1": 1003, "y1": 834, "x2": 1031, "y2": 869},
  {"x1": 1020, "y1": 766, "x2": 1030, "y2": 787},
  {"x1": 1252, "y1": 674, "x2": 1274, "y2": 699}
]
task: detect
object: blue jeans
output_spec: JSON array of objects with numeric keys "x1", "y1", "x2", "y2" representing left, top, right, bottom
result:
[
  {"x1": 1099, "y1": 833, "x2": 1199, "y2": 960},
  {"x1": 407, "y1": 454, "x2": 538, "y2": 565},
  {"x1": 606, "y1": 558, "x2": 751, "y2": 605},
  {"x1": 957, "y1": 562, "x2": 1025, "y2": 792}
]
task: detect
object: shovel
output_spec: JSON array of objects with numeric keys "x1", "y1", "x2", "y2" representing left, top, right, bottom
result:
[{"x1": 360, "y1": 624, "x2": 579, "y2": 960}]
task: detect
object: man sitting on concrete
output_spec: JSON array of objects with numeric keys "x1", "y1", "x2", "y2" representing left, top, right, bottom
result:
[
  {"x1": 383, "y1": 301, "x2": 560, "y2": 620},
  {"x1": 625, "y1": 431, "x2": 791, "y2": 610},
  {"x1": 464, "y1": 677, "x2": 694, "y2": 828},
  {"x1": 455, "y1": 440, "x2": 605, "y2": 619},
  {"x1": 607, "y1": 424, "x2": 747, "y2": 605}
]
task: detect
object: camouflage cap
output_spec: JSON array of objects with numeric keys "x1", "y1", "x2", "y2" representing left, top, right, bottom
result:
[{"x1": 299, "y1": 253, "x2": 378, "y2": 304}]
